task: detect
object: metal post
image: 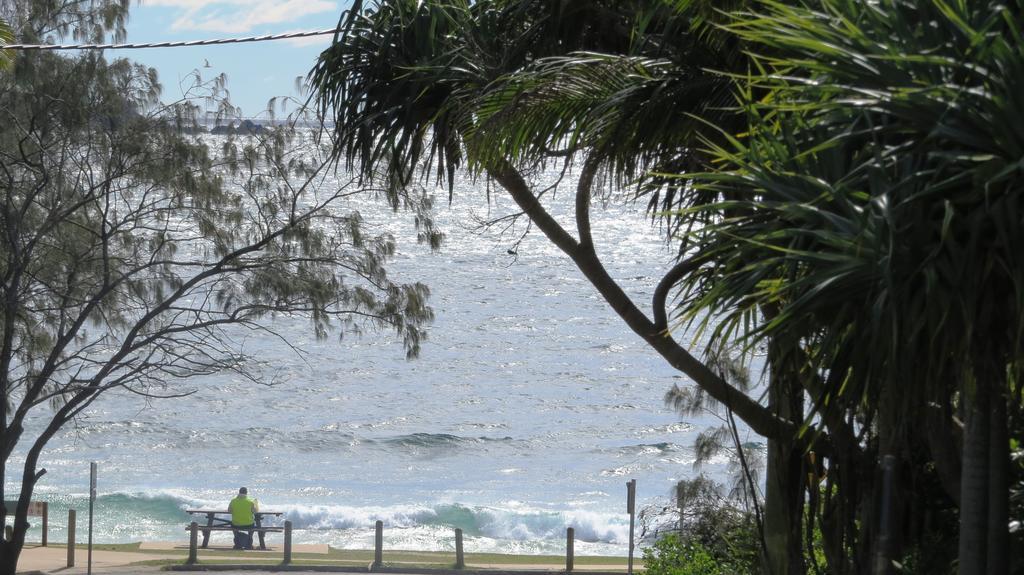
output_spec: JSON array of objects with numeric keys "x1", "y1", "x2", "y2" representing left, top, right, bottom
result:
[
  {"x1": 88, "y1": 462, "x2": 96, "y2": 575},
  {"x1": 67, "y1": 509, "x2": 76, "y2": 567},
  {"x1": 187, "y1": 522, "x2": 198, "y2": 565},
  {"x1": 373, "y1": 520, "x2": 383, "y2": 568},
  {"x1": 455, "y1": 528, "x2": 465, "y2": 569},
  {"x1": 283, "y1": 520, "x2": 293, "y2": 565},
  {"x1": 566, "y1": 527, "x2": 574, "y2": 573},
  {"x1": 627, "y1": 479, "x2": 636, "y2": 575}
]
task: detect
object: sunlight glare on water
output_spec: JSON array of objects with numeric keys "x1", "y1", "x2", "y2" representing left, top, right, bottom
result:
[{"x1": 10, "y1": 159, "x2": 754, "y2": 555}]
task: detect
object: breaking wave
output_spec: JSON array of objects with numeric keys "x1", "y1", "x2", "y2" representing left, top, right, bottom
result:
[{"x1": 33, "y1": 490, "x2": 629, "y2": 551}]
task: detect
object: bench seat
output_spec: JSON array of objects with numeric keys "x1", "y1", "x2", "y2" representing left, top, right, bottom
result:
[{"x1": 186, "y1": 525, "x2": 283, "y2": 532}]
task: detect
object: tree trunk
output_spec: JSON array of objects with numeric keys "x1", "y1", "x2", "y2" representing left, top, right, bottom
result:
[
  {"x1": 869, "y1": 452, "x2": 901, "y2": 575},
  {"x1": 820, "y1": 454, "x2": 864, "y2": 575},
  {"x1": 0, "y1": 420, "x2": 58, "y2": 575},
  {"x1": 0, "y1": 494, "x2": 30, "y2": 574},
  {"x1": 0, "y1": 541, "x2": 19, "y2": 575},
  {"x1": 986, "y1": 388, "x2": 1008, "y2": 575},
  {"x1": 763, "y1": 438, "x2": 805, "y2": 575},
  {"x1": 925, "y1": 401, "x2": 961, "y2": 506},
  {"x1": 0, "y1": 450, "x2": 5, "y2": 547},
  {"x1": 762, "y1": 347, "x2": 805, "y2": 575},
  {"x1": 958, "y1": 377, "x2": 990, "y2": 575}
]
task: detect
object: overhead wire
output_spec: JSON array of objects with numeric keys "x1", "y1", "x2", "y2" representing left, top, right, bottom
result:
[{"x1": 0, "y1": 28, "x2": 340, "y2": 51}]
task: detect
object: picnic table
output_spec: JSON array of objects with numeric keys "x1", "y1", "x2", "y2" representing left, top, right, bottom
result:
[{"x1": 186, "y1": 509, "x2": 284, "y2": 550}]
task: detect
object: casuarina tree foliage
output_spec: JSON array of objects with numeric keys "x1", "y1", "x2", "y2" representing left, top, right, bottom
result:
[{"x1": 0, "y1": 1, "x2": 432, "y2": 570}]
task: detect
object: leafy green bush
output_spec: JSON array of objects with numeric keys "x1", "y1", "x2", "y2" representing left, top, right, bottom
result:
[
  {"x1": 665, "y1": 478, "x2": 761, "y2": 573},
  {"x1": 643, "y1": 534, "x2": 727, "y2": 575}
]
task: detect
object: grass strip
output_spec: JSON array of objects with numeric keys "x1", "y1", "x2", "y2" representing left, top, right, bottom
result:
[{"x1": 48, "y1": 541, "x2": 643, "y2": 570}]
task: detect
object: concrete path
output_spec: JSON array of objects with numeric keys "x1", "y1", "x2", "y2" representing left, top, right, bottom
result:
[
  {"x1": 17, "y1": 543, "x2": 633, "y2": 575},
  {"x1": 17, "y1": 545, "x2": 165, "y2": 574}
]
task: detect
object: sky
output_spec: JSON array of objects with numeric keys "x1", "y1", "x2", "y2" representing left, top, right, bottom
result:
[{"x1": 123, "y1": 0, "x2": 351, "y2": 118}]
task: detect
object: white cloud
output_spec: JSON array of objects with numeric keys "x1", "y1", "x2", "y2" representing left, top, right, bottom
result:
[{"x1": 145, "y1": 0, "x2": 338, "y2": 34}]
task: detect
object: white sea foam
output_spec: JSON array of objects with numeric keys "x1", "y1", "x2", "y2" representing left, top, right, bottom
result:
[{"x1": 261, "y1": 501, "x2": 628, "y2": 545}]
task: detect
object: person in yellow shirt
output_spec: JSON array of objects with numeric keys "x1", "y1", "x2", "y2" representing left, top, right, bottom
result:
[{"x1": 228, "y1": 487, "x2": 259, "y2": 550}]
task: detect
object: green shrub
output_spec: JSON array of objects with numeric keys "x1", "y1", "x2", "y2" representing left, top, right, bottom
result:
[
  {"x1": 642, "y1": 533, "x2": 730, "y2": 575},
  {"x1": 666, "y1": 478, "x2": 761, "y2": 574}
]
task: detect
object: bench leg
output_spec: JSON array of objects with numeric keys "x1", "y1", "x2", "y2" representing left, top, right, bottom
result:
[
  {"x1": 202, "y1": 515, "x2": 215, "y2": 548},
  {"x1": 255, "y1": 516, "x2": 267, "y2": 550}
]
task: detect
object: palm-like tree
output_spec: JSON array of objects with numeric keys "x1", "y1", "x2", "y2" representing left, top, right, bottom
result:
[
  {"x1": 310, "y1": 3, "x2": 818, "y2": 572},
  {"x1": 310, "y1": 0, "x2": 789, "y2": 435},
  {"x1": 677, "y1": 0, "x2": 1023, "y2": 572},
  {"x1": 0, "y1": 18, "x2": 13, "y2": 71},
  {"x1": 308, "y1": 0, "x2": 1024, "y2": 572}
]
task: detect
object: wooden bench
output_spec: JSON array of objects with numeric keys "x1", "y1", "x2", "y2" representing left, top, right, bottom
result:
[
  {"x1": 185, "y1": 509, "x2": 285, "y2": 550},
  {"x1": 184, "y1": 524, "x2": 283, "y2": 550},
  {"x1": 185, "y1": 525, "x2": 284, "y2": 534}
]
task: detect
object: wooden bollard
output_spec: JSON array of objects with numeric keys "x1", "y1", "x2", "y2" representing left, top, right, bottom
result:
[
  {"x1": 66, "y1": 509, "x2": 76, "y2": 567},
  {"x1": 283, "y1": 520, "x2": 293, "y2": 565},
  {"x1": 566, "y1": 527, "x2": 574, "y2": 573},
  {"x1": 373, "y1": 520, "x2": 383, "y2": 568},
  {"x1": 41, "y1": 502, "x2": 48, "y2": 547},
  {"x1": 187, "y1": 522, "x2": 198, "y2": 565},
  {"x1": 455, "y1": 528, "x2": 465, "y2": 569}
]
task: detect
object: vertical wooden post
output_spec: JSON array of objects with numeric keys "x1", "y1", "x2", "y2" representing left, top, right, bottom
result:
[
  {"x1": 566, "y1": 527, "x2": 574, "y2": 573},
  {"x1": 373, "y1": 520, "x2": 383, "y2": 568},
  {"x1": 187, "y1": 522, "x2": 198, "y2": 565},
  {"x1": 66, "y1": 509, "x2": 76, "y2": 568},
  {"x1": 283, "y1": 520, "x2": 293, "y2": 565},
  {"x1": 41, "y1": 502, "x2": 48, "y2": 546},
  {"x1": 455, "y1": 528, "x2": 465, "y2": 569},
  {"x1": 627, "y1": 479, "x2": 636, "y2": 575}
]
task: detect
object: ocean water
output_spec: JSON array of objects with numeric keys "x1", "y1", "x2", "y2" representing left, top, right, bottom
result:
[{"x1": 7, "y1": 164, "x2": 753, "y2": 556}]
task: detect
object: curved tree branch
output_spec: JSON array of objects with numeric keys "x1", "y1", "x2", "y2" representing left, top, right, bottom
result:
[{"x1": 488, "y1": 158, "x2": 794, "y2": 441}]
